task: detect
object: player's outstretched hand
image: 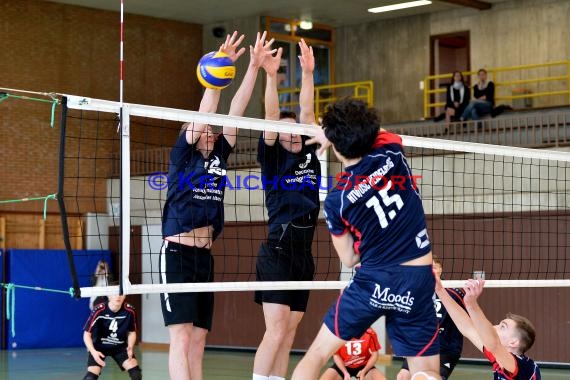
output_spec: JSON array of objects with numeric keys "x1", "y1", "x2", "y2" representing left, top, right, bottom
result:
[
  {"x1": 306, "y1": 125, "x2": 331, "y2": 156},
  {"x1": 219, "y1": 31, "x2": 246, "y2": 63},
  {"x1": 464, "y1": 278, "x2": 485, "y2": 305},
  {"x1": 262, "y1": 46, "x2": 283, "y2": 76},
  {"x1": 91, "y1": 350, "x2": 106, "y2": 366},
  {"x1": 250, "y1": 31, "x2": 276, "y2": 68},
  {"x1": 298, "y1": 38, "x2": 315, "y2": 74}
]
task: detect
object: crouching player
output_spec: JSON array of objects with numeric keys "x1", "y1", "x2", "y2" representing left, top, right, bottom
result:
[{"x1": 82, "y1": 293, "x2": 141, "y2": 380}]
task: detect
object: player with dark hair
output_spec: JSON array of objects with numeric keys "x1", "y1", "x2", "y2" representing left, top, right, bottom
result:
[
  {"x1": 320, "y1": 328, "x2": 386, "y2": 380},
  {"x1": 397, "y1": 256, "x2": 465, "y2": 380},
  {"x1": 435, "y1": 277, "x2": 541, "y2": 380},
  {"x1": 82, "y1": 294, "x2": 140, "y2": 380},
  {"x1": 252, "y1": 39, "x2": 321, "y2": 380},
  {"x1": 160, "y1": 31, "x2": 275, "y2": 380},
  {"x1": 292, "y1": 98, "x2": 441, "y2": 380}
]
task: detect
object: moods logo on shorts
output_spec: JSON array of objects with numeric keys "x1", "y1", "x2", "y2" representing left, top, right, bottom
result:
[{"x1": 370, "y1": 284, "x2": 414, "y2": 313}]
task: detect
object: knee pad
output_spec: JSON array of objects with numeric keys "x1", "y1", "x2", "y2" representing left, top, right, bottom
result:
[
  {"x1": 83, "y1": 371, "x2": 99, "y2": 380},
  {"x1": 411, "y1": 372, "x2": 437, "y2": 380},
  {"x1": 128, "y1": 366, "x2": 142, "y2": 380}
]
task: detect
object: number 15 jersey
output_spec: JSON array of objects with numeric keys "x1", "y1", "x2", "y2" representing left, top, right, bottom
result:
[{"x1": 324, "y1": 131, "x2": 431, "y2": 268}]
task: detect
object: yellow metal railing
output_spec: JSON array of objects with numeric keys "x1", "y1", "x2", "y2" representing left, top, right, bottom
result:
[
  {"x1": 278, "y1": 81, "x2": 373, "y2": 121},
  {"x1": 423, "y1": 61, "x2": 570, "y2": 118}
]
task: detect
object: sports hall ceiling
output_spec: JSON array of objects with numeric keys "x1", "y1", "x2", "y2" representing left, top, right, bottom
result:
[{"x1": 45, "y1": 0, "x2": 509, "y2": 26}]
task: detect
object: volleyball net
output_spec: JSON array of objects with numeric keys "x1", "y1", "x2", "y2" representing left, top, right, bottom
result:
[{"x1": 55, "y1": 95, "x2": 570, "y2": 298}]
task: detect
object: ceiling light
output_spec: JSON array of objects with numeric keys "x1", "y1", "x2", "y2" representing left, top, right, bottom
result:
[
  {"x1": 299, "y1": 20, "x2": 313, "y2": 30},
  {"x1": 368, "y1": 0, "x2": 432, "y2": 13}
]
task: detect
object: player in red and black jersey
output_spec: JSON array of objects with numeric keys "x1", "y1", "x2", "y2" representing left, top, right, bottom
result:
[
  {"x1": 436, "y1": 277, "x2": 541, "y2": 380},
  {"x1": 82, "y1": 294, "x2": 140, "y2": 380},
  {"x1": 320, "y1": 328, "x2": 386, "y2": 380},
  {"x1": 398, "y1": 257, "x2": 466, "y2": 380}
]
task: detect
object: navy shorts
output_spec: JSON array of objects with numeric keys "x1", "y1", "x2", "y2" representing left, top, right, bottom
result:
[
  {"x1": 324, "y1": 265, "x2": 439, "y2": 357},
  {"x1": 159, "y1": 241, "x2": 214, "y2": 330},
  {"x1": 255, "y1": 218, "x2": 316, "y2": 312}
]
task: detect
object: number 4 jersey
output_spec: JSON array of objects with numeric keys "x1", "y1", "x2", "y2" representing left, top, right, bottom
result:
[
  {"x1": 337, "y1": 328, "x2": 381, "y2": 368},
  {"x1": 324, "y1": 131, "x2": 431, "y2": 268},
  {"x1": 84, "y1": 301, "x2": 137, "y2": 350}
]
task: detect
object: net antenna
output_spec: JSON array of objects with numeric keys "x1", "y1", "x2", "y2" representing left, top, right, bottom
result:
[{"x1": 118, "y1": 0, "x2": 131, "y2": 296}]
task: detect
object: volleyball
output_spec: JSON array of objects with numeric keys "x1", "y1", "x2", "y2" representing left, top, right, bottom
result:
[{"x1": 196, "y1": 51, "x2": 235, "y2": 90}]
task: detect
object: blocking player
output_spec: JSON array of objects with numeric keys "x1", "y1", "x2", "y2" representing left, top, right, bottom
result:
[
  {"x1": 320, "y1": 328, "x2": 386, "y2": 380},
  {"x1": 398, "y1": 256, "x2": 465, "y2": 380},
  {"x1": 252, "y1": 39, "x2": 321, "y2": 380},
  {"x1": 291, "y1": 98, "x2": 441, "y2": 380},
  {"x1": 82, "y1": 294, "x2": 140, "y2": 380},
  {"x1": 435, "y1": 277, "x2": 541, "y2": 379},
  {"x1": 160, "y1": 31, "x2": 275, "y2": 380}
]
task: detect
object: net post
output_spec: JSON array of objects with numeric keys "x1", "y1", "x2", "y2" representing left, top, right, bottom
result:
[
  {"x1": 57, "y1": 96, "x2": 81, "y2": 298},
  {"x1": 119, "y1": 105, "x2": 132, "y2": 295}
]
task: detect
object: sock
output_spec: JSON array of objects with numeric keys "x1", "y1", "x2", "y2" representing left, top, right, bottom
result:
[
  {"x1": 269, "y1": 376, "x2": 285, "y2": 380},
  {"x1": 252, "y1": 374, "x2": 269, "y2": 380},
  {"x1": 128, "y1": 366, "x2": 142, "y2": 380},
  {"x1": 83, "y1": 371, "x2": 99, "y2": 380}
]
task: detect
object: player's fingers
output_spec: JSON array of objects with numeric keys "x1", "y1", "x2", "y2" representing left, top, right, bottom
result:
[
  {"x1": 234, "y1": 47, "x2": 246, "y2": 60},
  {"x1": 233, "y1": 33, "x2": 245, "y2": 48}
]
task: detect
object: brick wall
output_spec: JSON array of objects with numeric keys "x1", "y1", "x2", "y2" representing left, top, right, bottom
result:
[{"x1": 0, "y1": 0, "x2": 203, "y2": 215}]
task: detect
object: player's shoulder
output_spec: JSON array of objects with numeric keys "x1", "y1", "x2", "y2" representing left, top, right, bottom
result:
[
  {"x1": 371, "y1": 130, "x2": 403, "y2": 151},
  {"x1": 124, "y1": 302, "x2": 136, "y2": 311},
  {"x1": 93, "y1": 302, "x2": 107, "y2": 311}
]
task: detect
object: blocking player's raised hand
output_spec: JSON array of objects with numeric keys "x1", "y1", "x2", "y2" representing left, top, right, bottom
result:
[
  {"x1": 262, "y1": 46, "x2": 283, "y2": 76},
  {"x1": 298, "y1": 38, "x2": 315, "y2": 74},
  {"x1": 250, "y1": 31, "x2": 276, "y2": 68},
  {"x1": 306, "y1": 125, "x2": 331, "y2": 156},
  {"x1": 219, "y1": 31, "x2": 246, "y2": 63}
]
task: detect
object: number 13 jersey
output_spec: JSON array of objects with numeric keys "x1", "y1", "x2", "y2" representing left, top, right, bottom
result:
[
  {"x1": 337, "y1": 328, "x2": 381, "y2": 368},
  {"x1": 324, "y1": 131, "x2": 431, "y2": 268}
]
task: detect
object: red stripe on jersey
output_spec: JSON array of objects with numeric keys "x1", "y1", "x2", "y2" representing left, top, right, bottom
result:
[
  {"x1": 341, "y1": 217, "x2": 363, "y2": 254},
  {"x1": 416, "y1": 324, "x2": 440, "y2": 356},
  {"x1": 372, "y1": 131, "x2": 402, "y2": 149},
  {"x1": 483, "y1": 347, "x2": 519, "y2": 380},
  {"x1": 84, "y1": 307, "x2": 106, "y2": 332},
  {"x1": 334, "y1": 292, "x2": 343, "y2": 338},
  {"x1": 446, "y1": 288, "x2": 465, "y2": 306},
  {"x1": 124, "y1": 305, "x2": 137, "y2": 331}
]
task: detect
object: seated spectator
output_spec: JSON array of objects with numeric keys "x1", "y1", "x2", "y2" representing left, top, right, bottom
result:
[
  {"x1": 445, "y1": 71, "x2": 470, "y2": 123},
  {"x1": 461, "y1": 69, "x2": 495, "y2": 121}
]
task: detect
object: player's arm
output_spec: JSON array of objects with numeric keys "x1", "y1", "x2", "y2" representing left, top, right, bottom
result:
[
  {"x1": 183, "y1": 32, "x2": 246, "y2": 144},
  {"x1": 333, "y1": 354, "x2": 351, "y2": 379},
  {"x1": 359, "y1": 350, "x2": 378, "y2": 379},
  {"x1": 83, "y1": 331, "x2": 106, "y2": 366},
  {"x1": 261, "y1": 44, "x2": 283, "y2": 146},
  {"x1": 298, "y1": 38, "x2": 316, "y2": 125},
  {"x1": 331, "y1": 233, "x2": 361, "y2": 268},
  {"x1": 226, "y1": 31, "x2": 275, "y2": 147},
  {"x1": 127, "y1": 330, "x2": 137, "y2": 359},
  {"x1": 435, "y1": 276, "x2": 483, "y2": 350},
  {"x1": 463, "y1": 279, "x2": 517, "y2": 374}
]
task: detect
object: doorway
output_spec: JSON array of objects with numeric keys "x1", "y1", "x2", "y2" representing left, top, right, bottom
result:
[{"x1": 430, "y1": 31, "x2": 470, "y2": 117}]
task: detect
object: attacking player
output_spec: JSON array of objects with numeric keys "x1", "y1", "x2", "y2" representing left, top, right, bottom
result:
[
  {"x1": 252, "y1": 39, "x2": 321, "y2": 380},
  {"x1": 82, "y1": 293, "x2": 140, "y2": 380},
  {"x1": 398, "y1": 256, "x2": 465, "y2": 380},
  {"x1": 435, "y1": 277, "x2": 541, "y2": 379},
  {"x1": 320, "y1": 327, "x2": 386, "y2": 380},
  {"x1": 160, "y1": 31, "x2": 275, "y2": 380},
  {"x1": 291, "y1": 98, "x2": 441, "y2": 380}
]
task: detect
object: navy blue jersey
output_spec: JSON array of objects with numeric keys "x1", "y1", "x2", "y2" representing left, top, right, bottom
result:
[
  {"x1": 84, "y1": 302, "x2": 137, "y2": 351},
  {"x1": 484, "y1": 347, "x2": 541, "y2": 380},
  {"x1": 323, "y1": 131, "x2": 431, "y2": 268},
  {"x1": 162, "y1": 132, "x2": 233, "y2": 240},
  {"x1": 434, "y1": 288, "x2": 465, "y2": 356},
  {"x1": 257, "y1": 135, "x2": 321, "y2": 229}
]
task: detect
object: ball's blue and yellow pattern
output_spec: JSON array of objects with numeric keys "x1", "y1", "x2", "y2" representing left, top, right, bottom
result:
[{"x1": 196, "y1": 51, "x2": 235, "y2": 89}]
